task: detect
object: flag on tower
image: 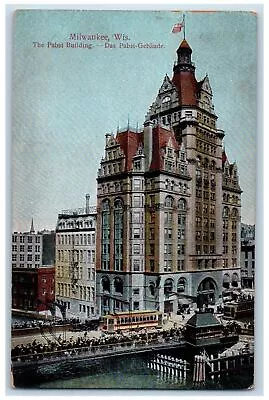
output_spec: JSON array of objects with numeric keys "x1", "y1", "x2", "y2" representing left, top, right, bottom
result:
[
  {"x1": 171, "y1": 14, "x2": 185, "y2": 35},
  {"x1": 171, "y1": 21, "x2": 184, "y2": 33}
]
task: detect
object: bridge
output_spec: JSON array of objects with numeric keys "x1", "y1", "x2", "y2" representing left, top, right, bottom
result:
[{"x1": 11, "y1": 338, "x2": 186, "y2": 369}]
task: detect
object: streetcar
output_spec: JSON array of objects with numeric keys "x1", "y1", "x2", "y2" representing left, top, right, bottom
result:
[
  {"x1": 223, "y1": 299, "x2": 254, "y2": 320},
  {"x1": 101, "y1": 310, "x2": 163, "y2": 332}
]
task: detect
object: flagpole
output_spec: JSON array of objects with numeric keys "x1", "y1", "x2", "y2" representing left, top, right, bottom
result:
[{"x1": 183, "y1": 13, "x2": 186, "y2": 40}]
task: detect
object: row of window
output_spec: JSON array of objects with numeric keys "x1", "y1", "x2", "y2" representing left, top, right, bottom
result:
[
  {"x1": 164, "y1": 159, "x2": 188, "y2": 176},
  {"x1": 222, "y1": 258, "x2": 238, "y2": 268},
  {"x1": 57, "y1": 283, "x2": 95, "y2": 301},
  {"x1": 223, "y1": 193, "x2": 240, "y2": 204},
  {"x1": 223, "y1": 220, "x2": 237, "y2": 229},
  {"x1": 196, "y1": 140, "x2": 216, "y2": 156},
  {"x1": 57, "y1": 233, "x2": 95, "y2": 246},
  {"x1": 197, "y1": 111, "x2": 216, "y2": 127},
  {"x1": 56, "y1": 265, "x2": 95, "y2": 281},
  {"x1": 12, "y1": 245, "x2": 41, "y2": 253},
  {"x1": 12, "y1": 235, "x2": 41, "y2": 244},
  {"x1": 164, "y1": 147, "x2": 186, "y2": 162},
  {"x1": 196, "y1": 156, "x2": 216, "y2": 170},
  {"x1": 12, "y1": 254, "x2": 40, "y2": 262},
  {"x1": 223, "y1": 245, "x2": 237, "y2": 254},
  {"x1": 196, "y1": 124, "x2": 217, "y2": 139},
  {"x1": 12, "y1": 263, "x2": 40, "y2": 268},
  {"x1": 223, "y1": 232, "x2": 237, "y2": 242},
  {"x1": 57, "y1": 249, "x2": 95, "y2": 263},
  {"x1": 101, "y1": 162, "x2": 122, "y2": 176},
  {"x1": 196, "y1": 217, "x2": 216, "y2": 228},
  {"x1": 196, "y1": 202, "x2": 215, "y2": 215},
  {"x1": 197, "y1": 259, "x2": 218, "y2": 269},
  {"x1": 223, "y1": 177, "x2": 239, "y2": 188},
  {"x1": 100, "y1": 181, "x2": 123, "y2": 194},
  {"x1": 196, "y1": 189, "x2": 216, "y2": 200},
  {"x1": 57, "y1": 219, "x2": 94, "y2": 230},
  {"x1": 164, "y1": 180, "x2": 188, "y2": 193}
]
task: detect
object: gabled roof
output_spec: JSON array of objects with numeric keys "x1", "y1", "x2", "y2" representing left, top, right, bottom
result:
[
  {"x1": 186, "y1": 312, "x2": 221, "y2": 328},
  {"x1": 116, "y1": 130, "x2": 143, "y2": 171},
  {"x1": 150, "y1": 125, "x2": 180, "y2": 171}
]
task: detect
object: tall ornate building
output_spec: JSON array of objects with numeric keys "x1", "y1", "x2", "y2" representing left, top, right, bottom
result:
[
  {"x1": 55, "y1": 196, "x2": 97, "y2": 320},
  {"x1": 96, "y1": 39, "x2": 242, "y2": 315}
]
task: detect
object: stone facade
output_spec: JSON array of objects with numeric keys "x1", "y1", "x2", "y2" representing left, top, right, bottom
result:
[{"x1": 96, "y1": 39, "x2": 242, "y2": 315}]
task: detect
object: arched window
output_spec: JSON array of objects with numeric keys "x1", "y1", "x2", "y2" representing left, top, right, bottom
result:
[
  {"x1": 211, "y1": 160, "x2": 216, "y2": 171},
  {"x1": 223, "y1": 273, "x2": 230, "y2": 289},
  {"x1": 231, "y1": 273, "x2": 239, "y2": 287},
  {"x1": 222, "y1": 207, "x2": 229, "y2": 218},
  {"x1": 204, "y1": 158, "x2": 209, "y2": 169},
  {"x1": 114, "y1": 199, "x2": 124, "y2": 271},
  {"x1": 165, "y1": 195, "x2": 174, "y2": 208},
  {"x1": 149, "y1": 281, "x2": 155, "y2": 296},
  {"x1": 178, "y1": 198, "x2": 186, "y2": 211},
  {"x1": 101, "y1": 276, "x2": 110, "y2": 293},
  {"x1": 231, "y1": 208, "x2": 238, "y2": 218},
  {"x1": 114, "y1": 277, "x2": 123, "y2": 294},
  {"x1": 164, "y1": 278, "x2": 174, "y2": 296},
  {"x1": 177, "y1": 278, "x2": 186, "y2": 293},
  {"x1": 162, "y1": 96, "x2": 171, "y2": 103}
]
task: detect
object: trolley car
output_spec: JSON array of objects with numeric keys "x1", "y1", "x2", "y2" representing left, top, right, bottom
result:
[
  {"x1": 223, "y1": 299, "x2": 254, "y2": 319},
  {"x1": 101, "y1": 310, "x2": 163, "y2": 332}
]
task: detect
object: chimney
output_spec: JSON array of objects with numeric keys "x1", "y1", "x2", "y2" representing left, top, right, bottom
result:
[
  {"x1": 143, "y1": 120, "x2": 154, "y2": 170},
  {"x1": 85, "y1": 194, "x2": 90, "y2": 213}
]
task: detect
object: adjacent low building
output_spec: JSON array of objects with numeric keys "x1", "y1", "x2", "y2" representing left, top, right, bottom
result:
[
  {"x1": 11, "y1": 220, "x2": 56, "y2": 314},
  {"x1": 240, "y1": 224, "x2": 255, "y2": 289},
  {"x1": 12, "y1": 266, "x2": 55, "y2": 313},
  {"x1": 55, "y1": 195, "x2": 97, "y2": 321}
]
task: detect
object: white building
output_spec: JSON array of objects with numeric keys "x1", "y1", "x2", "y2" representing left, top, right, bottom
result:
[{"x1": 55, "y1": 195, "x2": 97, "y2": 320}]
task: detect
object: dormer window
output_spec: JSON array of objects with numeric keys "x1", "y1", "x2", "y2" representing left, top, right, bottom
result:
[
  {"x1": 162, "y1": 96, "x2": 170, "y2": 103},
  {"x1": 134, "y1": 160, "x2": 141, "y2": 171}
]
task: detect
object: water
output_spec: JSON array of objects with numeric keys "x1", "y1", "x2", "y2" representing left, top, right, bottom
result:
[{"x1": 12, "y1": 348, "x2": 254, "y2": 390}]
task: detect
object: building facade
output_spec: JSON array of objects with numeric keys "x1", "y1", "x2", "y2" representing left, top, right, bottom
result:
[
  {"x1": 240, "y1": 224, "x2": 255, "y2": 289},
  {"x1": 96, "y1": 39, "x2": 242, "y2": 315},
  {"x1": 11, "y1": 220, "x2": 43, "y2": 269},
  {"x1": 55, "y1": 196, "x2": 97, "y2": 321},
  {"x1": 12, "y1": 266, "x2": 55, "y2": 313},
  {"x1": 11, "y1": 220, "x2": 56, "y2": 313}
]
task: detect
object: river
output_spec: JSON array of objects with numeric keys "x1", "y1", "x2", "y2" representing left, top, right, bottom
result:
[{"x1": 12, "y1": 347, "x2": 254, "y2": 390}]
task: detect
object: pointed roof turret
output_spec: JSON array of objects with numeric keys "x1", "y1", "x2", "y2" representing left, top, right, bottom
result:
[
  {"x1": 178, "y1": 38, "x2": 192, "y2": 50},
  {"x1": 30, "y1": 218, "x2": 35, "y2": 233},
  {"x1": 172, "y1": 37, "x2": 197, "y2": 106}
]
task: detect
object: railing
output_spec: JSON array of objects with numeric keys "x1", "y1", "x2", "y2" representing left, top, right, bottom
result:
[
  {"x1": 11, "y1": 336, "x2": 185, "y2": 365},
  {"x1": 61, "y1": 206, "x2": 96, "y2": 215}
]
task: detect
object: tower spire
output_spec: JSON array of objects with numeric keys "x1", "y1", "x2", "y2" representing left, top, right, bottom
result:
[{"x1": 30, "y1": 218, "x2": 35, "y2": 233}]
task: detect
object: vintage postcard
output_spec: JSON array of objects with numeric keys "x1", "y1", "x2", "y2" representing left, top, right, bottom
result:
[{"x1": 10, "y1": 9, "x2": 257, "y2": 391}]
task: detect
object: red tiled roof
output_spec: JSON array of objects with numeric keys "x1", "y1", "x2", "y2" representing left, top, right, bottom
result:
[
  {"x1": 172, "y1": 71, "x2": 198, "y2": 106},
  {"x1": 116, "y1": 130, "x2": 143, "y2": 171},
  {"x1": 222, "y1": 150, "x2": 228, "y2": 165},
  {"x1": 150, "y1": 125, "x2": 180, "y2": 171}
]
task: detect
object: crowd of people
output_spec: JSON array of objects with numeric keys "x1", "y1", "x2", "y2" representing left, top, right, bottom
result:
[
  {"x1": 11, "y1": 326, "x2": 184, "y2": 362},
  {"x1": 12, "y1": 317, "x2": 84, "y2": 331}
]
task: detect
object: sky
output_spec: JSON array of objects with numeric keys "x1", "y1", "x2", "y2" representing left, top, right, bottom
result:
[{"x1": 11, "y1": 9, "x2": 257, "y2": 232}]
